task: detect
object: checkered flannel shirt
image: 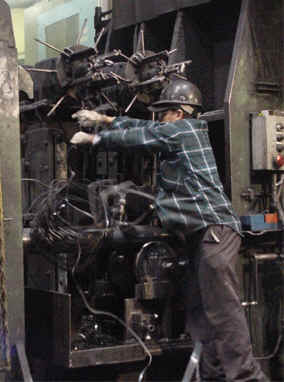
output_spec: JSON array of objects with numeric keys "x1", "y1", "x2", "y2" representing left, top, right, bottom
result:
[{"x1": 99, "y1": 116, "x2": 241, "y2": 235}]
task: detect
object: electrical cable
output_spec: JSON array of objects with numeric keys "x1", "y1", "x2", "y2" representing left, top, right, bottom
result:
[
  {"x1": 243, "y1": 230, "x2": 267, "y2": 236},
  {"x1": 30, "y1": 177, "x2": 155, "y2": 267},
  {"x1": 65, "y1": 199, "x2": 95, "y2": 222},
  {"x1": 254, "y1": 292, "x2": 283, "y2": 360},
  {"x1": 30, "y1": 179, "x2": 109, "y2": 263},
  {"x1": 29, "y1": 176, "x2": 156, "y2": 379},
  {"x1": 22, "y1": 178, "x2": 49, "y2": 188},
  {"x1": 255, "y1": 334, "x2": 283, "y2": 360}
]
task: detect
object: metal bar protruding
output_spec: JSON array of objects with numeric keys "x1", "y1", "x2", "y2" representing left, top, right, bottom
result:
[
  {"x1": 94, "y1": 27, "x2": 105, "y2": 53},
  {"x1": 15, "y1": 342, "x2": 33, "y2": 382},
  {"x1": 76, "y1": 18, "x2": 88, "y2": 47},
  {"x1": 182, "y1": 341, "x2": 203, "y2": 382},
  {"x1": 34, "y1": 38, "x2": 70, "y2": 58}
]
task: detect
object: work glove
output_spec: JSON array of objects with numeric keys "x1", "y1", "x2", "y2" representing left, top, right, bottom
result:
[
  {"x1": 72, "y1": 110, "x2": 105, "y2": 128},
  {"x1": 70, "y1": 131, "x2": 101, "y2": 145}
]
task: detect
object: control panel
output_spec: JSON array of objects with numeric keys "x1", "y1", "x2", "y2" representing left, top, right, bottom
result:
[{"x1": 251, "y1": 110, "x2": 284, "y2": 171}]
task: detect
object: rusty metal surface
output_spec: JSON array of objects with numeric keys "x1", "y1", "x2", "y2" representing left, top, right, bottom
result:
[
  {"x1": 18, "y1": 65, "x2": 34, "y2": 100},
  {"x1": 0, "y1": 0, "x2": 25, "y2": 373},
  {"x1": 0, "y1": 1, "x2": 15, "y2": 48},
  {"x1": 23, "y1": 127, "x2": 63, "y2": 204},
  {"x1": 53, "y1": 290, "x2": 72, "y2": 367},
  {"x1": 70, "y1": 338, "x2": 192, "y2": 368},
  {"x1": 0, "y1": 172, "x2": 9, "y2": 371},
  {"x1": 70, "y1": 340, "x2": 192, "y2": 368}
]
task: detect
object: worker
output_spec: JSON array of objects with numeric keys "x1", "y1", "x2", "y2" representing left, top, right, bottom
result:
[{"x1": 70, "y1": 79, "x2": 268, "y2": 381}]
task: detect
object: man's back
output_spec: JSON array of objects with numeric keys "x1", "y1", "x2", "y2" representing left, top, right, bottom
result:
[{"x1": 152, "y1": 117, "x2": 242, "y2": 234}]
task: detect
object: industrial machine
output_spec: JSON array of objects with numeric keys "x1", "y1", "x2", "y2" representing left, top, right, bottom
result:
[
  {"x1": 0, "y1": 0, "x2": 283, "y2": 381},
  {"x1": 21, "y1": 9, "x2": 194, "y2": 379}
]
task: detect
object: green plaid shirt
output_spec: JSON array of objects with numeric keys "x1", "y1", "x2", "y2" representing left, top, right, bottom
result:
[{"x1": 99, "y1": 116, "x2": 241, "y2": 235}]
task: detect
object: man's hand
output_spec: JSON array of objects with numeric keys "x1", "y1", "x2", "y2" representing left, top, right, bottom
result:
[
  {"x1": 70, "y1": 131, "x2": 101, "y2": 145},
  {"x1": 72, "y1": 110, "x2": 105, "y2": 128},
  {"x1": 72, "y1": 110, "x2": 115, "y2": 128}
]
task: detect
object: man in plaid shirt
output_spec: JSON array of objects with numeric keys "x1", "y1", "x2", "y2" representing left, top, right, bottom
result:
[{"x1": 71, "y1": 80, "x2": 267, "y2": 381}]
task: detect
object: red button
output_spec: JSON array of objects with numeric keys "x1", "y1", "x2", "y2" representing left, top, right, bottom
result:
[{"x1": 275, "y1": 154, "x2": 284, "y2": 168}]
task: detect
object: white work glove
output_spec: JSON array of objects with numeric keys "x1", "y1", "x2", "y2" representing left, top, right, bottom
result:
[
  {"x1": 72, "y1": 110, "x2": 105, "y2": 128},
  {"x1": 70, "y1": 131, "x2": 101, "y2": 145}
]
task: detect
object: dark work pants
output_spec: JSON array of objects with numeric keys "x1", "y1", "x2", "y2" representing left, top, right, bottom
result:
[{"x1": 183, "y1": 225, "x2": 268, "y2": 382}]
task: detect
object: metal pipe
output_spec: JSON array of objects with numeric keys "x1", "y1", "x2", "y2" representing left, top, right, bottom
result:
[
  {"x1": 34, "y1": 38, "x2": 70, "y2": 58},
  {"x1": 251, "y1": 253, "x2": 280, "y2": 304},
  {"x1": 242, "y1": 253, "x2": 280, "y2": 308},
  {"x1": 252, "y1": 253, "x2": 279, "y2": 261}
]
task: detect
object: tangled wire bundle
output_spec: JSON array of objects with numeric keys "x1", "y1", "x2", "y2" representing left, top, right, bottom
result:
[{"x1": 30, "y1": 179, "x2": 106, "y2": 268}]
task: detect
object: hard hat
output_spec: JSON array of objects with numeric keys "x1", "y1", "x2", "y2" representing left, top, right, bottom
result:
[{"x1": 148, "y1": 79, "x2": 202, "y2": 114}]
